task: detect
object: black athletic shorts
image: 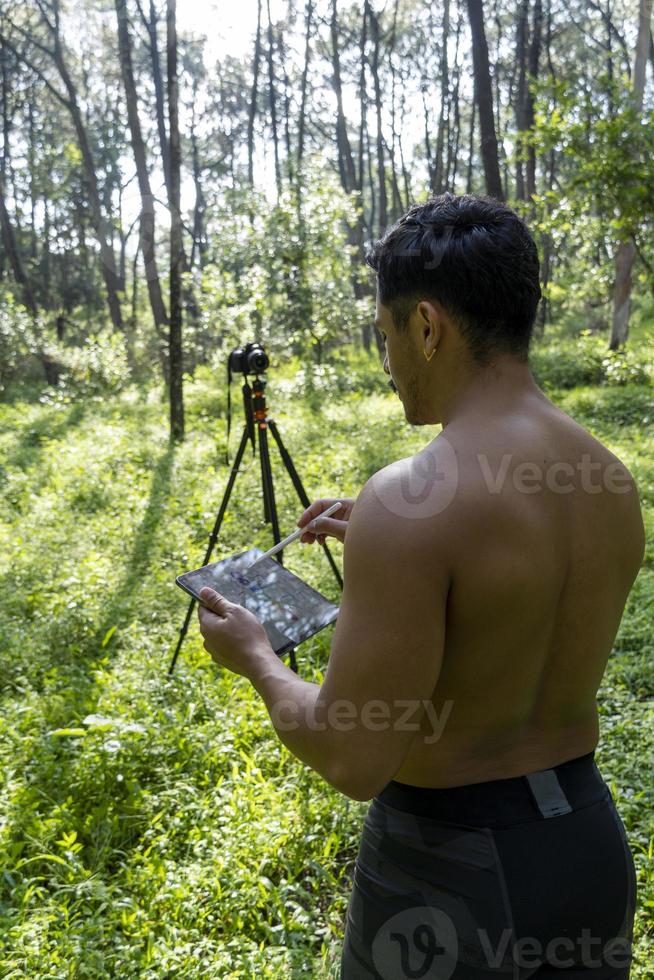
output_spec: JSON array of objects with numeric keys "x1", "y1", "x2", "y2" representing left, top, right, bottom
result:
[{"x1": 340, "y1": 751, "x2": 636, "y2": 979}]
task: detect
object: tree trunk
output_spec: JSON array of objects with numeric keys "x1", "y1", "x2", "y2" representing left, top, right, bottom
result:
[
  {"x1": 115, "y1": 0, "x2": 168, "y2": 340},
  {"x1": 136, "y1": 0, "x2": 198, "y2": 322},
  {"x1": 368, "y1": 1, "x2": 387, "y2": 234},
  {"x1": 0, "y1": 36, "x2": 37, "y2": 315},
  {"x1": 513, "y1": 0, "x2": 528, "y2": 200},
  {"x1": 446, "y1": 11, "x2": 463, "y2": 188},
  {"x1": 27, "y1": 87, "x2": 37, "y2": 261},
  {"x1": 296, "y1": 0, "x2": 314, "y2": 176},
  {"x1": 330, "y1": 0, "x2": 373, "y2": 347},
  {"x1": 137, "y1": 0, "x2": 172, "y2": 201},
  {"x1": 0, "y1": 179, "x2": 37, "y2": 316},
  {"x1": 466, "y1": 0, "x2": 504, "y2": 199},
  {"x1": 398, "y1": 84, "x2": 412, "y2": 204},
  {"x1": 433, "y1": 0, "x2": 450, "y2": 193},
  {"x1": 388, "y1": 0, "x2": 402, "y2": 217},
  {"x1": 190, "y1": 82, "x2": 207, "y2": 271},
  {"x1": 167, "y1": 0, "x2": 185, "y2": 441},
  {"x1": 49, "y1": 14, "x2": 123, "y2": 327},
  {"x1": 609, "y1": 0, "x2": 652, "y2": 349},
  {"x1": 357, "y1": 3, "x2": 367, "y2": 195},
  {"x1": 330, "y1": 0, "x2": 356, "y2": 194},
  {"x1": 525, "y1": 0, "x2": 542, "y2": 200},
  {"x1": 247, "y1": 0, "x2": 262, "y2": 187},
  {"x1": 466, "y1": 96, "x2": 475, "y2": 192},
  {"x1": 265, "y1": 0, "x2": 281, "y2": 199},
  {"x1": 357, "y1": 3, "x2": 373, "y2": 351}
]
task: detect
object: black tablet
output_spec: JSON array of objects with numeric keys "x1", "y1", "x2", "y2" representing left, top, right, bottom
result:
[{"x1": 176, "y1": 548, "x2": 340, "y2": 654}]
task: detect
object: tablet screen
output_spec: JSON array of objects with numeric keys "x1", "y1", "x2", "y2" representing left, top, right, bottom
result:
[{"x1": 176, "y1": 548, "x2": 340, "y2": 654}]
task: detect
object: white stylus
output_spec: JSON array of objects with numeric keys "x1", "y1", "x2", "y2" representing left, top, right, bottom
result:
[{"x1": 248, "y1": 501, "x2": 343, "y2": 568}]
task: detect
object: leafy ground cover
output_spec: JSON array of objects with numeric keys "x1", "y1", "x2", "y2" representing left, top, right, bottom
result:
[{"x1": 1, "y1": 335, "x2": 652, "y2": 978}]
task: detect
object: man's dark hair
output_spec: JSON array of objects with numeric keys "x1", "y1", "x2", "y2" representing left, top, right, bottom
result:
[{"x1": 366, "y1": 193, "x2": 542, "y2": 365}]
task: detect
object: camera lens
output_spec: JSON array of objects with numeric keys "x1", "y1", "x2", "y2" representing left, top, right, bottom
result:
[{"x1": 247, "y1": 347, "x2": 270, "y2": 373}]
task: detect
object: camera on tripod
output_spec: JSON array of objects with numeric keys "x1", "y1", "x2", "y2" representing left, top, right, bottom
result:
[
  {"x1": 228, "y1": 342, "x2": 269, "y2": 377},
  {"x1": 169, "y1": 338, "x2": 343, "y2": 675}
]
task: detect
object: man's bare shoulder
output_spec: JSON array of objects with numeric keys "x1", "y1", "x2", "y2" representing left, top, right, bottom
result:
[{"x1": 349, "y1": 434, "x2": 462, "y2": 551}]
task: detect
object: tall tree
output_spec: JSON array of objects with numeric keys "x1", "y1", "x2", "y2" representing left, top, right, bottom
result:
[
  {"x1": 525, "y1": 0, "x2": 543, "y2": 200},
  {"x1": 265, "y1": 0, "x2": 281, "y2": 199},
  {"x1": 330, "y1": 0, "x2": 356, "y2": 195},
  {"x1": 466, "y1": 0, "x2": 504, "y2": 199},
  {"x1": 115, "y1": 0, "x2": 168, "y2": 343},
  {"x1": 247, "y1": 0, "x2": 262, "y2": 187},
  {"x1": 166, "y1": 0, "x2": 184, "y2": 440},
  {"x1": 513, "y1": 0, "x2": 529, "y2": 200},
  {"x1": 3, "y1": 0, "x2": 124, "y2": 329},
  {"x1": 432, "y1": 0, "x2": 450, "y2": 193},
  {"x1": 0, "y1": 36, "x2": 37, "y2": 315},
  {"x1": 296, "y1": 0, "x2": 313, "y2": 176},
  {"x1": 367, "y1": 0, "x2": 387, "y2": 234},
  {"x1": 136, "y1": 0, "x2": 171, "y2": 200}
]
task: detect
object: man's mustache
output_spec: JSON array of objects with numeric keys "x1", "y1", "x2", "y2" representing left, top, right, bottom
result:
[{"x1": 388, "y1": 378, "x2": 399, "y2": 394}]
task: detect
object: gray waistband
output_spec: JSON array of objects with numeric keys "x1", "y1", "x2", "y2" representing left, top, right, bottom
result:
[{"x1": 525, "y1": 768, "x2": 573, "y2": 818}]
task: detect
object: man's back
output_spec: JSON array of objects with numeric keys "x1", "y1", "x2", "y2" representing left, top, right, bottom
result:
[{"x1": 392, "y1": 389, "x2": 646, "y2": 787}]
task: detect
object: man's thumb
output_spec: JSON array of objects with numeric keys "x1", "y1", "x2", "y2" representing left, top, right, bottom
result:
[{"x1": 199, "y1": 587, "x2": 231, "y2": 616}]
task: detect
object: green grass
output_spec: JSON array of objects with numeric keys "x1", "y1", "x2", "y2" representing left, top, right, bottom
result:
[{"x1": 0, "y1": 348, "x2": 653, "y2": 978}]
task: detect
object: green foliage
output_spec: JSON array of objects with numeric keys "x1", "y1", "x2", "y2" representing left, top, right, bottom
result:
[
  {"x1": 523, "y1": 71, "x2": 654, "y2": 338},
  {"x1": 529, "y1": 73, "x2": 654, "y2": 243},
  {"x1": 196, "y1": 169, "x2": 368, "y2": 368},
  {"x1": 531, "y1": 329, "x2": 653, "y2": 390},
  {"x1": 51, "y1": 331, "x2": 131, "y2": 396},
  {"x1": 0, "y1": 297, "x2": 132, "y2": 402},
  {"x1": 0, "y1": 291, "x2": 40, "y2": 393},
  {"x1": 0, "y1": 335, "x2": 653, "y2": 975}
]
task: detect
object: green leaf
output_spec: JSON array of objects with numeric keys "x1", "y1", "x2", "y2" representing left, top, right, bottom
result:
[
  {"x1": 15, "y1": 853, "x2": 70, "y2": 869},
  {"x1": 102, "y1": 625, "x2": 117, "y2": 647}
]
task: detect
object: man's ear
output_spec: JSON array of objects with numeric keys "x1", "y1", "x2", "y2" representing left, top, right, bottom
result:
[{"x1": 417, "y1": 300, "x2": 442, "y2": 354}]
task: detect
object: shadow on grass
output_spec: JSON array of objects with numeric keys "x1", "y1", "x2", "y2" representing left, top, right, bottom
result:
[
  {"x1": 88, "y1": 443, "x2": 175, "y2": 652},
  {"x1": 1, "y1": 400, "x2": 88, "y2": 474},
  {"x1": 1, "y1": 445, "x2": 176, "y2": 865}
]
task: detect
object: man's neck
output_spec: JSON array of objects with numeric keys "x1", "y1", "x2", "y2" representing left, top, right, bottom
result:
[{"x1": 439, "y1": 356, "x2": 543, "y2": 429}]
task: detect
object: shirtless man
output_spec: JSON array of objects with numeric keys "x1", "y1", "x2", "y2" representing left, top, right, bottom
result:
[{"x1": 198, "y1": 194, "x2": 645, "y2": 978}]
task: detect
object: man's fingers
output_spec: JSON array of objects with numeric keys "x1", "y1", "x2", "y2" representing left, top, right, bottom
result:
[
  {"x1": 307, "y1": 516, "x2": 346, "y2": 542},
  {"x1": 199, "y1": 587, "x2": 231, "y2": 617},
  {"x1": 296, "y1": 498, "x2": 341, "y2": 528}
]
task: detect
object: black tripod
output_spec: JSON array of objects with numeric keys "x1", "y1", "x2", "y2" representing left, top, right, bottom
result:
[{"x1": 168, "y1": 374, "x2": 343, "y2": 675}]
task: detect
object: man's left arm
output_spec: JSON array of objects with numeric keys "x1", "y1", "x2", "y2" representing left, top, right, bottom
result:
[{"x1": 199, "y1": 479, "x2": 450, "y2": 800}]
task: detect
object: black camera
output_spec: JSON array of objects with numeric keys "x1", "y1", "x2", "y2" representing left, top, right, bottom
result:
[{"x1": 228, "y1": 342, "x2": 269, "y2": 376}]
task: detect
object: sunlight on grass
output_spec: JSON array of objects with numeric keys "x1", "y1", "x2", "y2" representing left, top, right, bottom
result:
[{"x1": 1, "y1": 340, "x2": 652, "y2": 976}]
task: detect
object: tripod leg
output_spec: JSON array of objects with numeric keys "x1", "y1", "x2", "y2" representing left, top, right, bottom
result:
[
  {"x1": 202, "y1": 424, "x2": 251, "y2": 567},
  {"x1": 168, "y1": 424, "x2": 250, "y2": 675},
  {"x1": 268, "y1": 419, "x2": 344, "y2": 589},
  {"x1": 258, "y1": 422, "x2": 283, "y2": 561}
]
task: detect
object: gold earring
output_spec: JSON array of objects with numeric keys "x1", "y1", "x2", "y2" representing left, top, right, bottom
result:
[{"x1": 423, "y1": 348, "x2": 436, "y2": 363}]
